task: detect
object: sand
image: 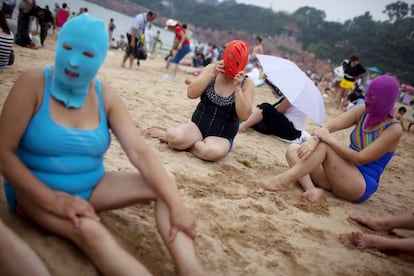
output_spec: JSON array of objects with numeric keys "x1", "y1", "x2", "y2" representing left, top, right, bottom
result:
[{"x1": 0, "y1": 39, "x2": 413, "y2": 276}]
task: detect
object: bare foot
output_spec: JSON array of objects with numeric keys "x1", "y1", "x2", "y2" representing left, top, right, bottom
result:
[
  {"x1": 353, "y1": 231, "x2": 385, "y2": 250},
  {"x1": 301, "y1": 188, "x2": 324, "y2": 202},
  {"x1": 259, "y1": 175, "x2": 290, "y2": 191},
  {"x1": 145, "y1": 127, "x2": 167, "y2": 143},
  {"x1": 238, "y1": 127, "x2": 247, "y2": 132},
  {"x1": 349, "y1": 214, "x2": 390, "y2": 234}
]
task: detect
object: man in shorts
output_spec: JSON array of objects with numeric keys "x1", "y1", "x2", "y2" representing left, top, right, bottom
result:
[{"x1": 121, "y1": 10, "x2": 156, "y2": 68}]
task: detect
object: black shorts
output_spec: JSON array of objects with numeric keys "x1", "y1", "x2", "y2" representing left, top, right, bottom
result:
[{"x1": 125, "y1": 33, "x2": 138, "y2": 58}]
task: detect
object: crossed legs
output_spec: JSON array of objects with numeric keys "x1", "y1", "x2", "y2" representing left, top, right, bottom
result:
[
  {"x1": 260, "y1": 142, "x2": 366, "y2": 202},
  {"x1": 146, "y1": 122, "x2": 231, "y2": 161}
]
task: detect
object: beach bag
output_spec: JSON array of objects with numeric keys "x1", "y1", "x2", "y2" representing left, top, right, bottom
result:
[
  {"x1": 136, "y1": 42, "x2": 147, "y2": 60},
  {"x1": 8, "y1": 50, "x2": 14, "y2": 65}
]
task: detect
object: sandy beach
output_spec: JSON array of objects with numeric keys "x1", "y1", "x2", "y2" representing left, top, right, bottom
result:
[{"x1": 1, "y1": 39, "x2": 413, "y2": 276}]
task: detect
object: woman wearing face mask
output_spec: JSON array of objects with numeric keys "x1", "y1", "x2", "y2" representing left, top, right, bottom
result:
[
  {"x1": 147, "y1": 40, "x2": 255, "y2": 161},
  {"x1": 259, "y1": 75, "x2": 403, "y2": 203},
  {"x1": 0, "y1": 15, "x2": 207, "y2": 276}
]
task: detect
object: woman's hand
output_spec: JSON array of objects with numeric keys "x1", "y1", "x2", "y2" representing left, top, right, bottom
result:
[
  {"x1": 212, "y1": 60, "x2": 225, "y2": 76},
  {"x1": 296, "y1": 139, "x2": 318, "y2": 160},
  {"x1": 52, "y1": 192, "x2": 99, "y2": 228},
  {"x1": 314, "y1": 127, "x2": 331, "y2": 143},
  {"x1": 233, "y1": 70, "x2": 246, "y2": 90},
  {"x1": 168, "y1": 205, "x2": 197, "y2": 242}
]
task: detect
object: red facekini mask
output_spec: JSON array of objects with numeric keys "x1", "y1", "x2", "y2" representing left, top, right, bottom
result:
[{"x1": 222, "y1": 40, "x2": 249, "y2": 78}]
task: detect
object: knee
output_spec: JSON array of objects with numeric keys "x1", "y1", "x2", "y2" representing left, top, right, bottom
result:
[
  {"x1": 165, "y1": 128, "x2": 183, "y2": 144},
  {"x1": 72, "y1": 218, "x2": 110, "y2": 248},
  {"x1": 194, "y1": 145, "x2": 227, "y2": 161},
  {"x1": 285, "y1": 143, "x2": 300, "y2": 161}
]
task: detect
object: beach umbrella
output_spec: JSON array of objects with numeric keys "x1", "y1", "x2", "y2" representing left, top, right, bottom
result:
[
  {"x1": 256, "y1": 54, "x2": 325, "y2": 124},
  {"x1": 367, "y1": 66, "x2": 381, "y2": 74},
  {"x1": 401, "y1": 83, "x2": 414, "y2": 92}
]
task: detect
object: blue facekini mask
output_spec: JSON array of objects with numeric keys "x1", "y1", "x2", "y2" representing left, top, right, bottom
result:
[{"x1": 51, "y1": 14, "x2": 109, "y2": 108}]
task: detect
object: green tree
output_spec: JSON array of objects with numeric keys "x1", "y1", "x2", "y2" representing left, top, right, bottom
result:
[{"x1": 383, "y1": 1, "x2": 409, "y2": 22}]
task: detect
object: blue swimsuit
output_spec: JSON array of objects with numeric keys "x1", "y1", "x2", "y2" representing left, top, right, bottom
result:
[
  {"x1": 4, "y1": 67, "x2": 111, "y2": 210},
  {"x1": 349, "y1": 113, "x2": 399, "y2": 203}
]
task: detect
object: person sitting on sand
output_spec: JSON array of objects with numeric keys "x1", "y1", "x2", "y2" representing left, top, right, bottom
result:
[
  {"x1": 147, "y1": 40, "x2": 255, "y2": 161},
  {"x1": 239, "y1": 79, "x2": 310, "y2": 144},
  {"x1": 394, "y1": 106, "x2": 407, "y2": 130},
  {"x1": 259, "y1": 75, "x2": 403, "y2": 202},
  {"x1": 350, "y1": 212, "x2": 414, "y2": 255},
  {"x1": 0, "y1": 15, "x2": 207, "y2": 276}
]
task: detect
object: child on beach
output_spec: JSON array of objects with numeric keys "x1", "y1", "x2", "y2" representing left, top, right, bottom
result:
[{"x1": 394, "y1": 106, "x2": 407, "y2": 130}]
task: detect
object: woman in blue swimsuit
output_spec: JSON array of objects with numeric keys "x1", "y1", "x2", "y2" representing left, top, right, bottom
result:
[
  {"x1": 0, "y1": 15, "x2": 207, "y2": 275},
  {"x1": 147, "y1": 40, "x2": 255, "y2": 161},
  {"x1": 260, "y1": 75, "x2": 403, "y2": 203}
]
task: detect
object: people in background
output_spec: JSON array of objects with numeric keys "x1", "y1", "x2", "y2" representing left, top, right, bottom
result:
[
  {"x1": 394, "y1": 106, "x2": 407, "y2": 130},
  {"x1": 0, "y1": 10, "x2": 14, "y2": 68},
  {"x1": 107, "y1": 18, "x2": 115, "y2": 43},
  {"x1": 162, "y1": 19, "x2": 191, "y2": 80},
  {"x1": 121, "y1": 10, "x2": 157, "y2": 69},
  {"x1": 337, "y1": 54, "x2": 366, "y2": 110}
]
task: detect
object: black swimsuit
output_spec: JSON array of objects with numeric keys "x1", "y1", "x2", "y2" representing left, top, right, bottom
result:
[{"x1": 191, "y1": 77, "x2": 247, "y2": 139}]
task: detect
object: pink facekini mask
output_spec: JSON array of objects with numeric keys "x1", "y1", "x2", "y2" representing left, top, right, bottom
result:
[{"x1": 364, "y1": 75, "x2": 399, "y2": 129}]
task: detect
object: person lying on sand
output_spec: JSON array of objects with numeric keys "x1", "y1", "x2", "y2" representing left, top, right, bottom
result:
[
  {"x1": 350, "y1": 212, "x2": 414, "y2": 255},
  {"x1": 259, "y1": 76, "x2": 403, "y2": 202},
  {"x1": 146, "y1": 40, "x2": 255, "y2": 161},
  {"x1": 0, "y1": 14, "x2": 207, "y2": 276}
]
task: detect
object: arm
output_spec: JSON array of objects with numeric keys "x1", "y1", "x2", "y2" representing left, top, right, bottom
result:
[
  {"x1": 187, "y1": 62, "x2": 221, "y2": 99},
  {"x1": 130, "y1": 27, "x2": 137, "y2": 47},
  {"x1": 0, "y1": 69, "x2": 54, "y2": 208},
  {"x1": 234, "y1": 73, "x2": 255, "y2": 121},
  {"x1": 322, "y1": 104, "x2": 365, "y2": 133},
  {"x1": 258, "y1": 45, "x2": 264, "y2": 55},
  {"x1": 0, "y1": 69, "x2": 97, "y2": 226},
  {"x1": 176, "y1": 30, "x2": 186, "y2": 50},
  {"x1": 103, "y1": 84, "x2": 195, "y2": 238},
  {"x1": 315, "y1": 122, "x2": 402, "y2": 165},
  {"x1": 297, "y1": 105, "x2": 365, "y2": 160},
  {"x1": 275, "y1": 98, "x2": 292, "y2": 113}
]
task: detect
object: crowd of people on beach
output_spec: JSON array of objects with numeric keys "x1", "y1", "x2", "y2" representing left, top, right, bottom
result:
[{"x1": 0, "y1": 3, "x2": 413, "y2": 275}]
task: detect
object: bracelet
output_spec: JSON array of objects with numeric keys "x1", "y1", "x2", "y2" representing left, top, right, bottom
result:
[{"x1": 312, "y1": 134, "x2": 320, "y2": 142}]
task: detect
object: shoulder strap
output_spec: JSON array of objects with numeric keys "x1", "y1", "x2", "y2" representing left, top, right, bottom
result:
[
  {"x1": 94, "y1": 78, "x2": 107, "y2": 127},
  {"x1": 272, "y1": 96, "x2": 285, "y2": 107}
]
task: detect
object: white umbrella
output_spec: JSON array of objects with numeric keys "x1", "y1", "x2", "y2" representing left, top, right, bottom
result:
[{"x1": 256, "y1": 54, "x2": 325, "y2": 124}]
